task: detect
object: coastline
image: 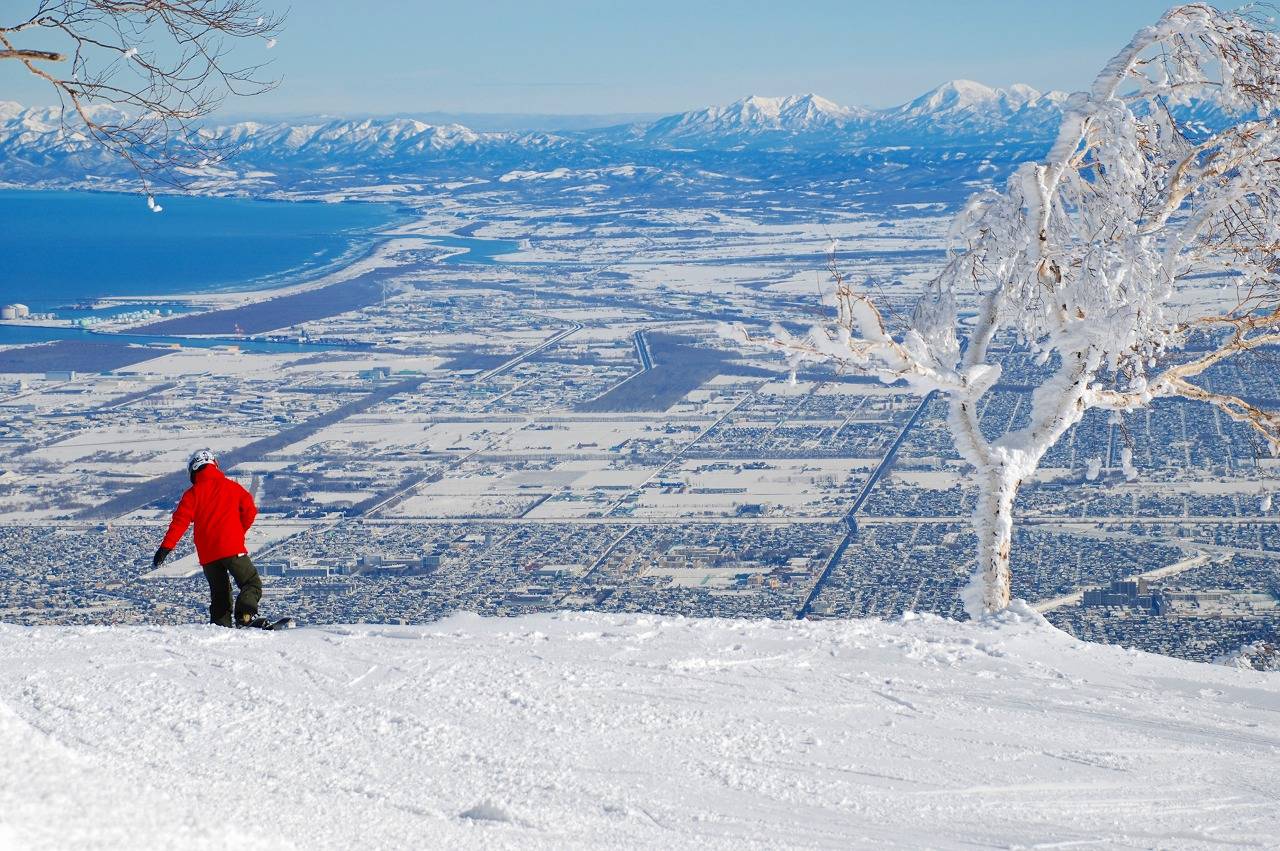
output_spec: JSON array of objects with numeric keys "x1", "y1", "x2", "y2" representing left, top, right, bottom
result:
[
  {"x1": 104, "y1": 201, "x2": 516, "y2": 318},
  {"x1": 89, "y1": 194, "x2": 425, "y2": 310},
  {"x1": 0, "y1": 192, "x2": 521, "y2": 371},
  {"x1": 0, "y1": 187, "x2": 421, "y2": 319},
  {"x1": 123, "y1": 217, "x2": 515, "y2": 337}
]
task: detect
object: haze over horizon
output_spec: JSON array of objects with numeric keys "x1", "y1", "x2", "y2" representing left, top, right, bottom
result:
[{"x1": 0, "y1": 0, "x2": 1227, "y2": 119}]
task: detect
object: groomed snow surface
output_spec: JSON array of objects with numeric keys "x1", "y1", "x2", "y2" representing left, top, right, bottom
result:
[{"x1": 1, "y1": 607, "x2": 1276, "y2": 850}]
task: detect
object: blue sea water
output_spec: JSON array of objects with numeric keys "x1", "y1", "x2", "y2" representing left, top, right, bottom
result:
[
  {"x1": 0, "y1": 190, "x2": 406, "y2": 311},
  {"x1": 0, "y1": 190, "x2": 523, "y2": 354}
]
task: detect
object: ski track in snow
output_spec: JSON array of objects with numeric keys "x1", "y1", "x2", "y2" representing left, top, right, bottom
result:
[{"x1": 0, "y1": 607, "x2": 1276, "y2": 850}]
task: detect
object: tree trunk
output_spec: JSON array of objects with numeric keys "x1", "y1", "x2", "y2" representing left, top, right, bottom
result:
[{"x1": 963, "y1": 468, "x2": 1020, "y2": 618}]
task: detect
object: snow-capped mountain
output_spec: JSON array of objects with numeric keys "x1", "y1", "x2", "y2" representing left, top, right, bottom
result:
[
  {"x1": 0, "y1": 105, "x2": 566, "y2": 164},
  {"x1": 641, "y1": 93, "x2": 873, "y2": 141},
  {"x1": 0, "y1": 79, "x2": 1070, "y2": 173},
  {"x1": 0, "y1": 100, "x2": 134, "y2": 136},
  {"x1": 881, "y1": 79, "x2": 1071, "y2": 141},
  {"x1": 634, "y1": 80, "x2": 1240, "y2": 148},
  {"x1": 0, "y1": 104, "x2": 587, "y2": 191},
  {"x1": 203, "y1": 116, "x2": 585, "y2": 167},
  {"x1": 0, "y1": 79, "x2": 1240, "y2": 192},
  {"x1": 218, "y1": 117, "x2": 485, "y2": 157},
  {"x1": 892, "y1": 79, "x2": 1065, "y2": 119},
  {"x1": 632, "y1": 81, "x2": 1073, "y2": 147}
]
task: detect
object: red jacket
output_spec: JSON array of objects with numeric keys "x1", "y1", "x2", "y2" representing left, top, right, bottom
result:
[{"x1": 161, "y1": 464, "x2": 258, "y2": 565}]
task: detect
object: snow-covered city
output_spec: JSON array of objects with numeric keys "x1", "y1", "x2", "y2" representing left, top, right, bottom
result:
[{"x1": 1, "y1": 2, "x2": 1278, "y2": 848}]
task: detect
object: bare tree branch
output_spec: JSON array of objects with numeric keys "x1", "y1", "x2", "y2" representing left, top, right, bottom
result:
[
  {"x1": 1, "y1": 1, "x2": 284, "y2": 195},
  {"x1": 0, "y1": 48, "x2": 63, "y2": 60}
]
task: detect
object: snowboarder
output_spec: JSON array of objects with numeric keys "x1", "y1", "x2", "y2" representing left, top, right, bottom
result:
[{"x1": 152, "y1": 449, "x2": 268, "y2": 628}]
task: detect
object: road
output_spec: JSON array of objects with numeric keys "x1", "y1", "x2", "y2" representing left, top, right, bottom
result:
[
  {"x1": 848, "y1": 392, "x2": 938, "y2": 515},
  {"x1": 633, "y1": 329, "x2": 653, "y2": 371},
  {"x1": 35, "y1": 512, "x2": 1280, "y2": 531},
  {"x1": 89, "y1": 382, "x2": 178, "y2": 413},
  {"x1": 577, "y1": 328, "x2": 654, "y2": 407},
  {"x1": 475, "y1": 322, "x2": 582, "y2": 382},
  {"x1": 797, "y1": 390, "x2": 938, "y2": 618},
  {"x1": 854, "y1": 515, "x2": 1280, "y2": 526}
]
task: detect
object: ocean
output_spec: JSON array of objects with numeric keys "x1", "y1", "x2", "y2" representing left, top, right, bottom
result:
[{"x1": 0, "y1": 189, "x2": 406, "y2": 312}]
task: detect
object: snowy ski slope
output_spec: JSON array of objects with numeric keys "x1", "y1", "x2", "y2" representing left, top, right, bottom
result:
[{"x1": 1, "y1": 606, "x2": 1276, "y2": 849}]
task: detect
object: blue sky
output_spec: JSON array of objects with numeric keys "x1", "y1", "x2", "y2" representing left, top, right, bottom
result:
[{"x1": 3, "y1": 1, "x2": 1220, "y2": 116}]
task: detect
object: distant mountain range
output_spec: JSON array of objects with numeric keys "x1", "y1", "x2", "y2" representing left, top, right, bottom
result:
[
  {"x1": 0, "y1": 80, "x2": 1236, "y2": 193},
  {"x1": 628, "y1": 81, "x2": 1075, "y2": 146}
]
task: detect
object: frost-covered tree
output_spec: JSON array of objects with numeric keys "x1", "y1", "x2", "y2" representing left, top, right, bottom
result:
[
  {"x1": 728, "y1": 3, "x2": 1280, "y2": 616},
  {"x1": 0, "y1": 1, "x2": 282, "y2": 195}
]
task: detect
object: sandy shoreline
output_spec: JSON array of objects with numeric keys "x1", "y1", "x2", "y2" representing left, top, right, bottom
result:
[
  {"x1": 0, "y1": 205, "x2": 521, "y2": 371},
  {"x1": 100, "y1": 206, "x2": 434, "y2": 310},
  {"x1": 87, "y1": 207, "x2": 492, "y2": 335}
]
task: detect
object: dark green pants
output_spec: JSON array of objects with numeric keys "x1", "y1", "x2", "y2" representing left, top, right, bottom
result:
[{"x1": 202, "y1": 555, "x2": 262, "y2": 627}]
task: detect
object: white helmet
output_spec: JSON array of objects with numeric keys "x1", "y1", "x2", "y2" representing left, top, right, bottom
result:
[{"x1": 187, "y1": 448, "x2": 217, "y2": 475}]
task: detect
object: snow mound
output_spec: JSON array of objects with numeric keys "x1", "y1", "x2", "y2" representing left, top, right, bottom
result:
[{"x1": 1, "y1": 610, "x2": 1276, "y2": 849}]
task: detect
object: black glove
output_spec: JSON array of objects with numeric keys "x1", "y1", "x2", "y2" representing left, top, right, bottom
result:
[{"x1": 152, "y1": 546, "x2": 173, "y2": 568}]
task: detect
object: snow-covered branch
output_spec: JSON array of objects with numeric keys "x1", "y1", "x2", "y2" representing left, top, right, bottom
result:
[
  {"x1": 722, "y1": 256, "x2": 968, "y2": 396},
  {"x1": 1090, "y1": 309, "x2": 1280, "y2": 452}
]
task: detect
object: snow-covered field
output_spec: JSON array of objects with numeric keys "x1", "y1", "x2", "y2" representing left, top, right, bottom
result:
[{"x1": 1, "y1": 608, "x2": 1276, "y2": 849}]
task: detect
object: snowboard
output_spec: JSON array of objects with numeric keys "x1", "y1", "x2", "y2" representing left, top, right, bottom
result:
[{"x1": 238, "y1": 616, "x2": 299, "y2": 631}]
